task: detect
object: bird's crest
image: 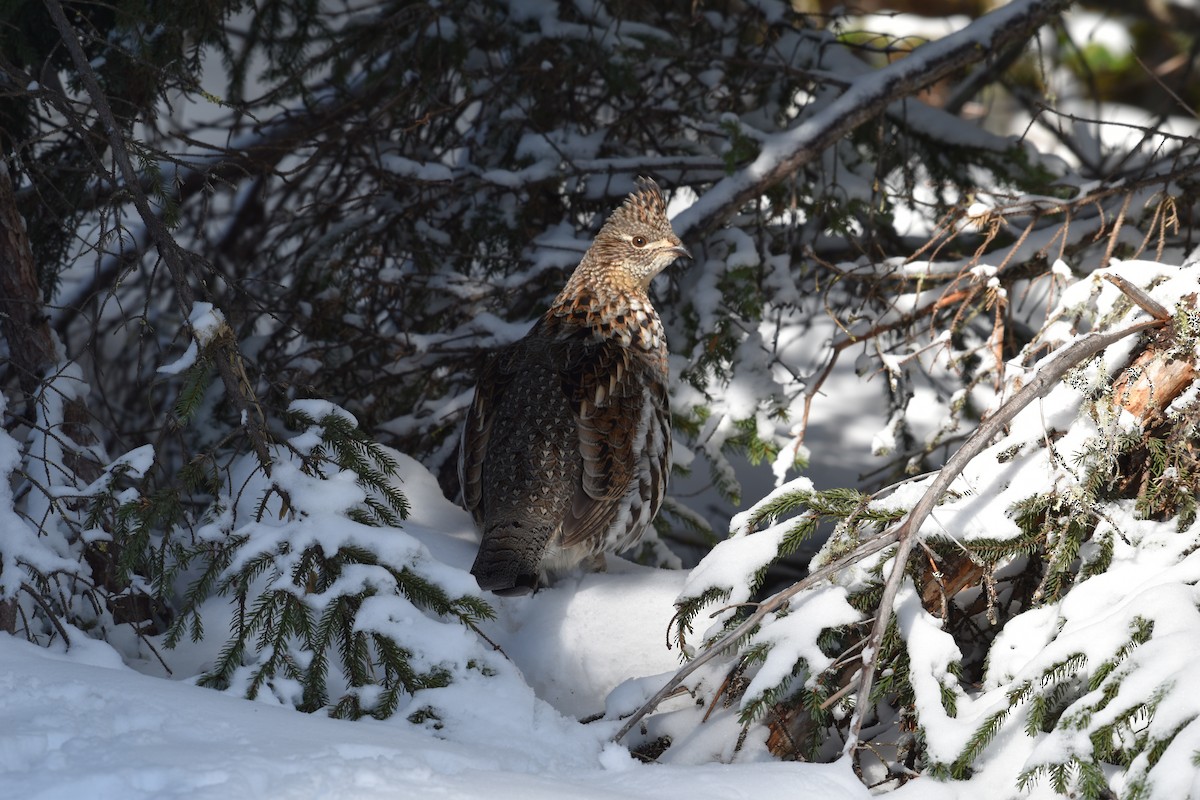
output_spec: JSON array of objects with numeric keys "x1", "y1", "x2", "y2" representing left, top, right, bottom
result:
[{"x1": 607, "y1": 177, "x2": 669, "y2": 231}]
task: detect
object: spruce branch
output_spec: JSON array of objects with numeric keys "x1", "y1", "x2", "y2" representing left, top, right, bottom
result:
[
  {"x1": 612, "y1": 523, "x2": 903, "y2": 743},
  {"x1": 613, "y1": 314, "x2": 1164, "y2": 748}
]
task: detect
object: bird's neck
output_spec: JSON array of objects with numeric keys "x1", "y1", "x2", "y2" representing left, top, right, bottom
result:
[
  {"x1": 557, "y1": 253, "x2": 649, "y2": 298},
  {"x1": 543, "y1": 276, "x2": 665, "y2": 356}
]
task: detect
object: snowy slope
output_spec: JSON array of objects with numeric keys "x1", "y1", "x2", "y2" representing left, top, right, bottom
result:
[
  {"x1": 0, "y1": 633, "x2": 872, "y2": 799},
  {"x1": 0, "y1": 452, "x2": 871, "y2": 799}
]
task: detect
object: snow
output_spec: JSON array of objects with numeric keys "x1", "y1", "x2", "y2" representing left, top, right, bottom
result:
[
  {"x1": 893, "y1": 583, "x2": 966, "y2": 763},
  {"x1": 966, "y1": 202, "x2": 991, "y2": 219},
  {"x1": 1061, "y1": 11, "x2": 1134, "y2": 58},
  {"x1": 188, "y1": 302, "x2": 227, "y2": 345},
  {"x1": 0, "y1": 635, "x2": 608, "y2": 800},
  {"x1": 156, "y1": 340, "x2": 200, "y2": 377},
  {"x1": 493, "y1": 567, "x2": 688, "y2": 719},
  {"x1": 964, "y1": 511, "x2": 1200, "y2": 798},
  {"x1": 158, "y1": 302, "x2": 228, "y2": 375},
  {"x1": 871, "y1": 411, "x2": 903, "y2": 456},
  {"x1": 0, "y1": 449, "x2": 869, "y2": 799},
  {"x1": 729, "y1": 476, "x2": 815, "y2": 537},
  {"x1": 679, "y1": 524, "x2": 788, "y2": 609},
  {"x1": 380, "y1": 155, "x2": 454, "y2": 183},
  {"x1": 0, "y1": 393, "x2": 46, "y2": 598},
  {"x1": 740, "y1": 586, "x2": 862, "y2": 706},
  {"x1": 47, "y1": 444, "x2": 156, "y2": 500}
]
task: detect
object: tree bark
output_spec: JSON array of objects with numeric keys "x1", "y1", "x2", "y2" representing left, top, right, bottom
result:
[
  {"x1": 0, "y1": 159, "x2": 59, "y2": 634},
  {"x1": 1112, "y1": 299, "x2": 1197, "y2": 421},
  {"x1": 0, "y1": 160, "x2": 57, "y2": 400}
]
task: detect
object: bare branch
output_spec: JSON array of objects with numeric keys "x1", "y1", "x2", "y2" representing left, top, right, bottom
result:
[
  {"x1": 20, "y1": 582, "x2": 71, "y2": 647},
  {"x1": 44, "y1": 0, "x2": 273, "y2": 473},
  {"x1": 1104, "y1": 274, "x2": 1172, "y2": 321}
]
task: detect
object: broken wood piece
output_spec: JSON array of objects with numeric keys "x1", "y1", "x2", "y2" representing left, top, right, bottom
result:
[{"x1": 1103, "y1": 274, "x2": 1172, "y2": 321}]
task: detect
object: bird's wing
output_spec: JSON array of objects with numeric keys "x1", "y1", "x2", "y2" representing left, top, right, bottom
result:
[
  {"x1": 459, "y1": 348, "x2": 512, "y2": 521},
  {"x1": 615, "y1": 374, "x2": 670, "y2": 552},
  {"x1": 558, "y1": 339, "x2": 669, "y2": 549}
]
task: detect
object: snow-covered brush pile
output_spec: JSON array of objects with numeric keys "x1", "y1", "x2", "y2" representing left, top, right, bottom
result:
[{"x1": 618, "y1": 263, "x2": 1200, "y2": 798}]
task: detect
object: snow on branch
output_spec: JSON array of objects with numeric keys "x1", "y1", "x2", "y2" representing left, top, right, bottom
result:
[
  {"x1": 673, "y1": 0, "x2": 1073, "y2": 239},
  {"x1": 842, "y1": 313, "x2": 1165, "y2": 752}
]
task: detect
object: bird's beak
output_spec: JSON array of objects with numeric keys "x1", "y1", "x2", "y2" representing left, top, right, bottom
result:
[{"x1": 667, "y1": 241, "x2": 691, "y2": 260}]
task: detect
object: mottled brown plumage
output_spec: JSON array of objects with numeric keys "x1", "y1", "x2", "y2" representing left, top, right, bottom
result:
[{"x1": 460, "y1": 178, "x2": 688, "y2": 595}]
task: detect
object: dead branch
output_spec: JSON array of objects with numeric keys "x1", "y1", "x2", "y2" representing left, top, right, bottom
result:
[
  {"x1": 1112, "y1": 294, "x2": 1197, "y2": 423},
  {"x1": 1103, "y1": 274, "x2": 1172, "y2": 321},
  {"x1": 19, "y1": 582, "x2": 71, "y2": 647}
]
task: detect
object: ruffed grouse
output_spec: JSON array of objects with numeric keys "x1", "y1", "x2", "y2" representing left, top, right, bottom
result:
[{"x1": 459, "y1": 178, "x2": 688, "y2": 596}]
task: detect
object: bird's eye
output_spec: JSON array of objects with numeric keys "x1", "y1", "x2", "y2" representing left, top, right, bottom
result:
[{"x1": 632, "y1": 236, "x2": 647, "y2": 248}]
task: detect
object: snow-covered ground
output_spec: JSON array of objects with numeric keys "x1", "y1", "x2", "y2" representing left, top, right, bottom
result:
[
  {"x1": 0, "y1": 460, "x2": 875, "y2": 799},
  {"x1": 0, "y1": 632, "x2": 874, "y2": 799}
]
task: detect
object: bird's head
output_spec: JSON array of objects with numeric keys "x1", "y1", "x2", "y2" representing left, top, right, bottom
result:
[{"x1": 588, "y1": 177, "x2": 690, "y2": 292}]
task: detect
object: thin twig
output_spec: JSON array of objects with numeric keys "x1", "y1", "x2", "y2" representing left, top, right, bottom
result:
[
  {"x1": 467, "y1": 620, "x2": 509, "y2": 658},
  {"x1": 819, "y1": 672, "x2": 862, "y2": 711},
  {"x1": 702, "y1": 668, "x2": 737, "y2": 723},
  {"x1": 1099, "y1": 191, "x2": 1134, "y2": 271},
  {"x1": 20, "y1": 582, "x2": 71, "y2": 647}
]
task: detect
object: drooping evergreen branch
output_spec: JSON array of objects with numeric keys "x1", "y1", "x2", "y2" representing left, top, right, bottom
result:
[
  {"x1": 613, "y1": 312, "x2": 1166, "y2": 748},
  {"x1": 611, "y1": 521, "x2": 903, "y2": 744}
]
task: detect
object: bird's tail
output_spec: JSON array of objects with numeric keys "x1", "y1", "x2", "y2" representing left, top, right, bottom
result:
[{"x1": 470, "y1": 521, "x2": 552, "y2": 596}]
